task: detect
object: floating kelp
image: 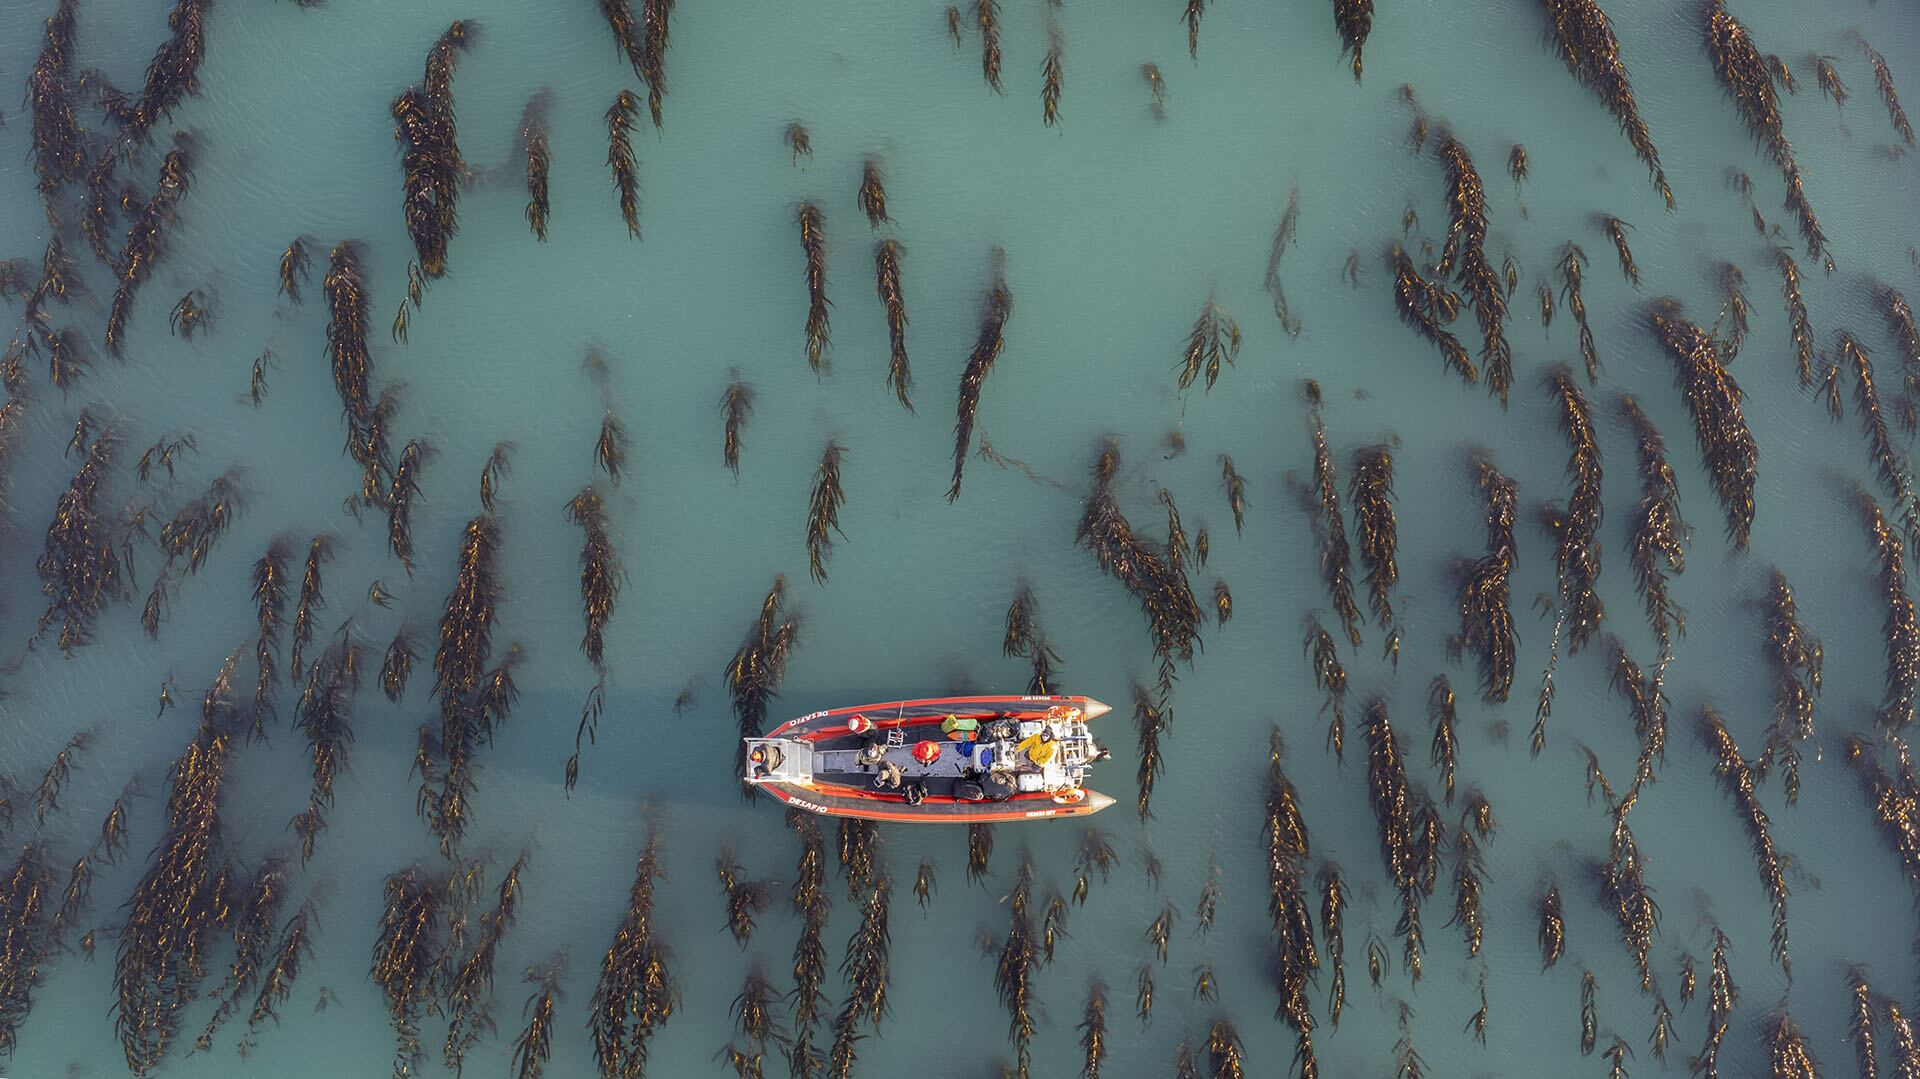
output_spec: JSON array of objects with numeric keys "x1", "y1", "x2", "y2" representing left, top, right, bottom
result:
[
  {"x1": 1540, "y1": 0, "x2": 1673, "y2": 207},
  {"x1": 1304, "y1": 621, "x2": 1348, "y2": 762},
  {"x1": 1434, "y1": 134, "x2": 1514, "y2": 406},
  {"x1": 1178, "y1": 297, "x2": 1241, "y2": 394},
  {"x1": 1310, "y1": 865, "x2": 1346, "y2": 1031},
  {"x1": 322, "y1": 242, "x2": 393, "y2": 503},
  {"x1": 854, "y1": 242, "x2": 914, "y2": 413},
  {"x1": 1543, "y1": 368, "x2": 1605, "y2": 656},
  {"x1": 1073, "y1": 980, "x2": 1107, "y2": 1078},
  {"x1": 444, "y1": 853, "x2": 527, "y2": 1075},
  {"x1": 836, "y1": 819, "x2": 882, "y2": 903},
  {"x1": 1692, "y1": 929, "x2": 1737, "y2": 1078},
  {"x1": 1598, "y1": 805, "x2": 1660, "y2": 989},
  {"x1": 34, "y1": 428, "x2": 123, "y2": 654},
  {"x1": 1389, "y1": 245, "x2": 1476, "y2": 385},
  {"x1": 791, "y1": 201, "x2": 833, "y2": 373},
  {"x1": 1765, "y1": 1012, "x2": 1816, "y2": 1079},
  {"x1": 1426, "y1": 677, "x2": 1458, "y2": 804},
  {"x1": 1839, "y1": 331, "x2": 1918, "y2": 535},
  {"x1": 725, "y1": 577, "x2": 802, "y2": 786},
  {"x1": 26, "y1": 0, "x2": 84, "y2": 215},
  {"x1": 371, "y1": 866, "x2": 447, "y2": 1079},
  {"x1": 0, "y1": 841, "x2": 56, "y2": 1060},
  {"x1": 1361, "y1": 699, "x2": 1439, "y2": 985},
  {"x1": 1348, "y1": 445, "x2": 1398, "y2": 628},
  {"x1": 1892, "y1": 1002, "x2": 1920, "y2": 1079},
  {"x1": 1881, "y1": 285, "x2": 1920, "y2": 432},
  {"x1": 291, "y1": 636, "x2": 363, "y2": 863},
  {"x1": 1040, "y1": 22, "x2": 1064, "y2": 126},
  {"x1": 1703, "y1": 2, "x2": 1831, "y2": 271},
  {"x1": 1453, "y1": 458, "x2": 1518, "y2": 705},
  {"x1": 421, "y1": 515, "x2": 505, "y2": 855},
  {"x1": 1594, "y1": 215, "x2": 1638, "y2": 287},
  {"x1": 1578, "y1": 970, "x2": 1598, "y2": 1055},
  {"x1": 509, "y1": 97, "x2": 549, "y2": 243},
  {"x1": 1649, "y1": 302, "x2": 1758, "y2": 550},
  {"x1": 382, "y1": 623, "x2": 417, "y2": 703},
  {"x1": 106, "y1": 138, "x2": 192, "y2": 356},
  {"x1": 1714, "y1": 262, "x2": 1749, "y2": 362},
  {"x1": 278, "y1": 237, "x2": 312, "y2": 305},
  {"x1": 591, "y1": 407, "x2": 629, "y2": 483},
  {"x1": 564, "y1": 487, "x2": 621, "y2": 674},
  {"x1": 977, "y1": 0, "x2": 1003, "y2": 92},
  {"x1": 1333, "y1": 0, "x2": 1372, "y2": 82},
  {"x1": 857, "y1": 160, "x2": 889, "y2": 228},
  {"x1": 1770, "y1": 246, "x2": 1816, "y2": 387},
  {"x1": 994, "y1": 851, "x2": 1038, "y2": 1077},
  {"x1": 1618, "y1": 396, "x2": 1687, "y2": 652},
  {"x1": 391, "y1": 22, "x2": 469, "y2": 282},
  {"x1": 195, "y1": 858, "x2": 289, "y2": 1050},
  {"x1": 1857, "y1": 36, "x2": 1915, "y2": 146},
  {"x1": 1557, "y1": 244, "x2": 1602, "y2": 382},
  {"x1": 1537, "y1": 883, "x2": 1564, "y2": 969},
  {"x1": 387, "y1": 438, "x2": 431, "y2": 574},
  {"x1": 1213, "y1": 580, "x2": 1232, "y2": 625},
  {"x1": 1221, "y1": 455, "x2": 1247, "y2": 535},
  {"x1": 805, "y1": 440, "x2": 848, "y2": 585},
  {"x1": 1700, "y1": 708, "x2": 1789, "y2": 977},
  {"x1": 1608, "y1": 644, "x2": 1669, "y2": 794},
  {"x1": 606, "y1": 91, "x2": 643, "y2": 239},
  {"x1": 590, "y1": 831, "x2": 677, "y2": 1079},
  {"x1": 1078, "y1": 443, "x2": 1207, "y2": 682},
  {"x1": 949, "y1": 251, "x2": 1013, "y2": 502},
  {"x1": 106, "y1": 0, "x2": 209, "y2": 143},
  {"x1": 1857, "y1": 489, "x2": 1919, "y2": 728},
  {"x1": 1847, "y1": 967, "x2": 1877, "y2": 1079},
  {"x1": 1303, "y1": 395, "x2": 1362, "y2": 645},
  {"x1": 1756, "y1": 572, "x2": 1820, "y2": 806},
  {"x1": 1814, "y1": 54, "x2": 1849, "y2": 109},
  {"x1": 720, "y1": 374, "x2": 755, "y2": 472},
  {"x1": 1391, "y1": 1000, "x2": 1426, "y2": 1079},
  {"x1": 290, "y1": 534, "x2": 334, "y2": 682},
  {"x1": 1264, "y1": 732, "x2": 1320, "y2": 1071},
  {"x1": 1205, "y1": 1018, "x2": 1247, "y2": 1079},
  {"x1": 115, "y1": 701, "x2": 236, "y2": 1075}
]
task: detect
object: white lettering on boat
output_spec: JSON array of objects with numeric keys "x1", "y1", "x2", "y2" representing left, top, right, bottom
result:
[{"x1": 797, "y1": 710, "x2": 829, "y2": 722}]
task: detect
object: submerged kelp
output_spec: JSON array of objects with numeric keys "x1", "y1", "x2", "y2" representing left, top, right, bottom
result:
[
  {"x1": 1855, "y1": 34, "x2": 1915, "y2": 146},
  {"x1": 948, "y1": 250, "x2": 1012, "y2": 502},
  {"x1": 392, "y1": 23, "x2": 470, "y2": 281},
  {"x1": 1434, "y1": 133, "x2": 1514, "y2": 407},
  {"x1": 1756, "y1": 571, "x2": 1819, "y2": 805},
  {"x1": 1333, "y1": 0, "x2": 1372, "y2": 83},
  {"x1": 34, "y1": 427, "x2": 124, "y2": 654},
  {"x1": 796, "y1": 202, "x2": 830, "y2": 373},
  {"x1": 725, "y1": 577, "x2": 802, "y2": 788},
  {"x1": 419, "y1": 514, "x2": 506, "y2": 854},
  {"x1": 1700, "y1": 708, "x2": 1790, "y2": 978},
  {"x1": 1304, "y1": 390, "x2": 1361, "y2": 646},
  {"x1": 1078, "y1": 440, "x2": 1203, "y2": 684},
  {"x1": 607, "y1": 91, "x2": 643, "y2": 240},
  {"x1": 874, "y1": 240, "x2": 913, "y2": 412},
  {"x1": 1348, "y1": 444, "x2": 1398, "y2": 629}
]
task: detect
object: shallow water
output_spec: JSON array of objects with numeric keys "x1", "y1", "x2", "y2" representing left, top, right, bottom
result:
[{"x1": 2, "y1": 0, "x2": 1919, "y2": 1076}]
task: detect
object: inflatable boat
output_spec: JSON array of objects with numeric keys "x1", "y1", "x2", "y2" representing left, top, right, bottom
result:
[{"x1": 744, "y1": 695, "x2": 1116, "y2": 823}]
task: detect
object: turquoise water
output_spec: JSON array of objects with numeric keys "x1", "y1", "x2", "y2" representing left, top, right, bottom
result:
[{"x1": 3, "y1": 0, "x2": 1920, "y2": 1075}]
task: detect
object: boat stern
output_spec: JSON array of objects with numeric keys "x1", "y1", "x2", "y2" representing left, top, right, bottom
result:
[{"x1": 743, "y1": 737, "x2": 813, "y2": 786}]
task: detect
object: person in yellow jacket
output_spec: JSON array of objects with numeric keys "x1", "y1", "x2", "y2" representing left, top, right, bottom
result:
[{"x1": 1014, "y1": 729, "x2": 1058, "y2": 766}]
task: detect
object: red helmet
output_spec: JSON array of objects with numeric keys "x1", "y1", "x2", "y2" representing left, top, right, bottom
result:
[{"x1": 912, "y1": 741, "x2": 941, "y2": 764}]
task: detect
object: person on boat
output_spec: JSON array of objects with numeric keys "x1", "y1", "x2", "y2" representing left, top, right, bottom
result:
[
  {"x1": 856, "y1": 740, "x2": 886, "y2": 767},
  {"x1": 912, "y1": 740, "x2": 942, "y2": 764},
  {"x1": 874, "y1": 759, "x2": 904, "y2": 789},
  {"x1": 1014, "y1": 728, "x2": 1058, "y2": 768}
]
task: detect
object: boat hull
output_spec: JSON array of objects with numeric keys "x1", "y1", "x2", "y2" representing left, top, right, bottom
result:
[{"x1": 749, "y1": 694, "x2": 1115, "y2": 823}]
